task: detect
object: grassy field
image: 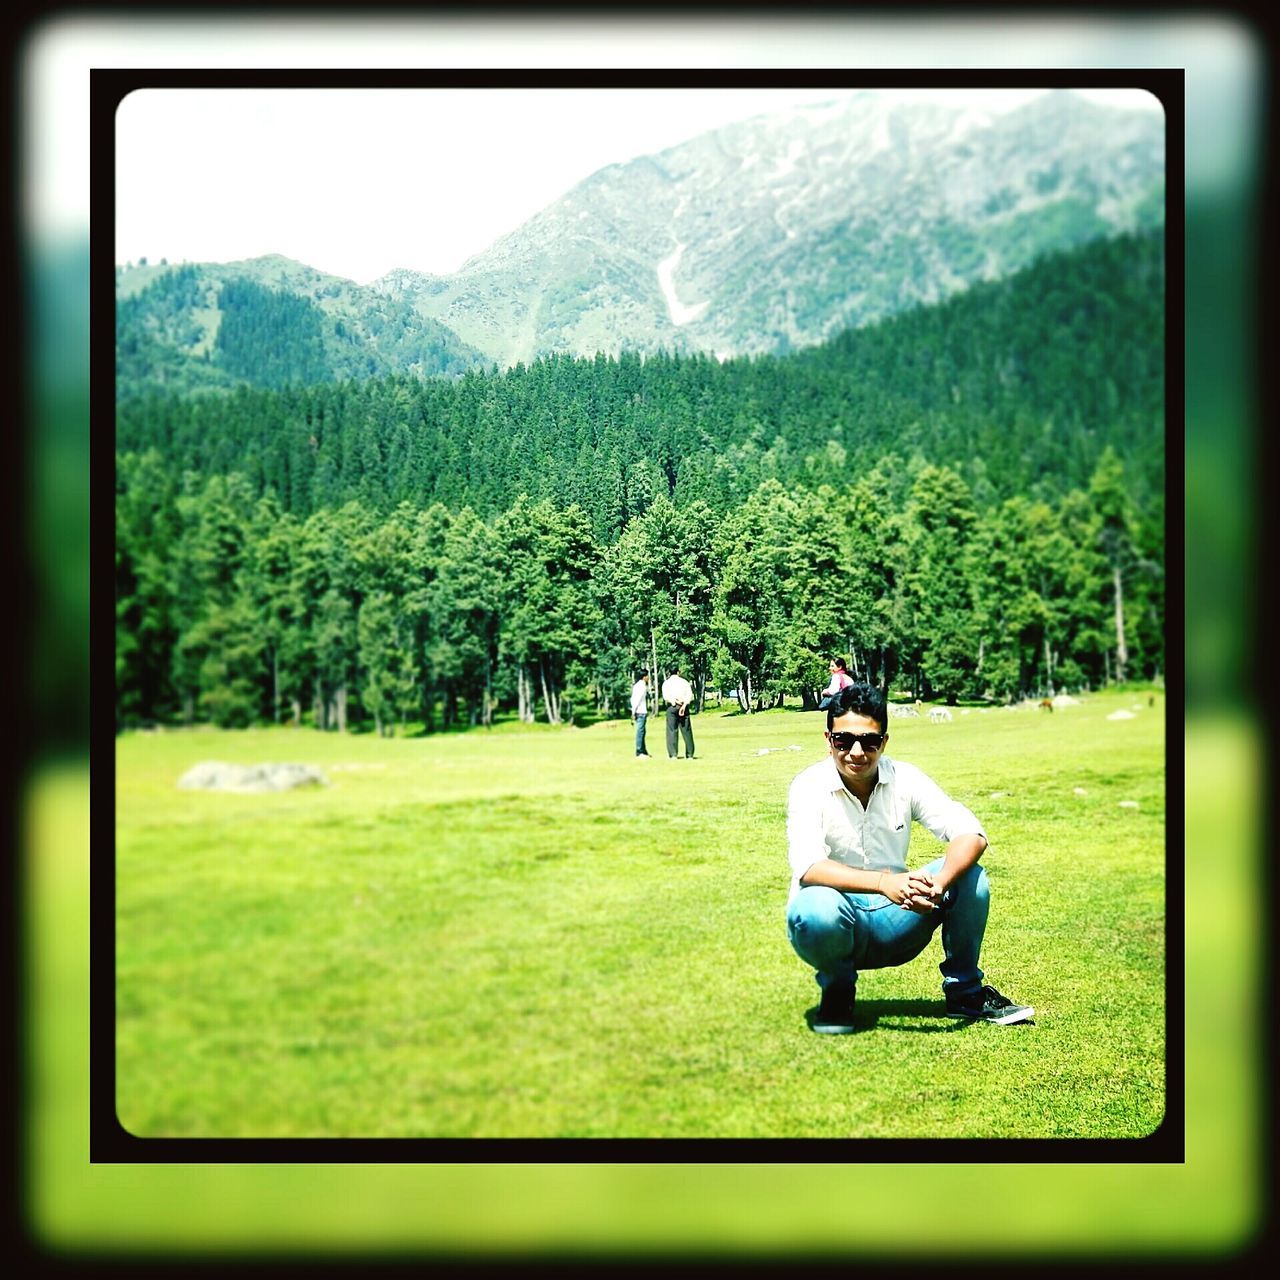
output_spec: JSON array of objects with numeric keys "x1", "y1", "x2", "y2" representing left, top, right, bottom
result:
[{"x1": 112, "y1": 689, "x2": 1165, "y2": 1140}]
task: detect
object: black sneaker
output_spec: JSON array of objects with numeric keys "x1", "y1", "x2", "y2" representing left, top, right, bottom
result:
[
  {"x1": 809, "y1": 987, "x2": 857, "y2": 1035},
  {"x1": 944, "y1": 984, "x2": 1034, "y2": 1025}
]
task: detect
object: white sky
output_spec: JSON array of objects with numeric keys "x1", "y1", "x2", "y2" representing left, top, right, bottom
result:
[
  {"x1": 19, "y1": 13, "x2": 1260, "y2": 279},
  {"x1": 111, "y1": 85, "x2": 1162, "y2": 284}
]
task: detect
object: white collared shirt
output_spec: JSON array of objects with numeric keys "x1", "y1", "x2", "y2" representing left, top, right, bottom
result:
[
  {"x1": 785, "y1": 754, "x2": 987, "y2": 905},
  {"x1": 630, "y1": 680, "x2": 649, "y2": 715},
  {"x1": 661, "y1": 674, "x2": 694, "y2": 708}
]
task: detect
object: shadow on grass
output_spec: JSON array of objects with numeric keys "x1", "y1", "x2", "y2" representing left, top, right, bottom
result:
[{"x1": 804, "y1": 997, "x2": 1036, "y2": 1034}]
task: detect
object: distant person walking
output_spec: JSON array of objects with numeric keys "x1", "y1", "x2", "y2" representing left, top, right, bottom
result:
[
  {"x1": 817, "y1": 657, "x2": 854, "y2": 711},
  {"x1": 661, "y1": 666, "x2": 696, "y2": 759},
  {"x1": 630, "y1": 672, "x2": 651, "y2": 758}
]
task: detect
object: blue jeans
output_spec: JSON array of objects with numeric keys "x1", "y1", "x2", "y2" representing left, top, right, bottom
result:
[
  {"x1": 634, "y1": 714, "x2": 648, "y2": 755},
  {"x1": 786, "y1": 857, "x2": 988, "y2": 999}
]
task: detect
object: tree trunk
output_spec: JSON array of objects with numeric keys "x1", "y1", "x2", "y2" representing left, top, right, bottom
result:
[
  {"x1": 736, "y1": 676, "x2": 751, "y2": 714},
  {"x1": 1113, "y1": 564, "x2": 1128, "y2": 683},
  {"x1": 313, "y1": 684, "x2": 323, "y2": 731},
  {"x1": 183, "y1": 691, "x2": 194, "y2": 726},
  {"x1": 335, "y1": 684, "x2": 347, "y2": 733},
  {"x1": 539, "y1": 659, "x2": 560, "y2": 724},
  {"x1": 291, "y1": 697, "x2": 301, "y2": 728},
  {"x1": 423, "y1": 680, "x2": 436, "y2": 734},
  {"x1": 373, "y1": 706, "x2": 383, "y2": 738},
  {"x1": 272, "y1": 650, "x2": 280, "y2": 723},
  {"x1": 517, "y1": 665, "x2": 533, "y2": 723},
  {"x1": 976, "y1": 635, "x2": 984, "y2": 676},
  {"x1": 649, "y1": 629, "x2": 659, "y2": 716}
]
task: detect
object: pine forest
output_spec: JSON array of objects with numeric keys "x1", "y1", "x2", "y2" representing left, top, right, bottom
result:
[{"x1": 115, "y1": 229, "x2": 1166, "y2": 732}]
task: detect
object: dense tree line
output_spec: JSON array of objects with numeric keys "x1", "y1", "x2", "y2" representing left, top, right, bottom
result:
[
  {"x1": 116, "y1": 230, "x2": 1164, "y2": 731},
  {"x1": 117, "y1": 230, "x2": 1165, "y2": 536},
  {"x1": 116, "y1": 445, "x2": 1162, "y2": 731}
]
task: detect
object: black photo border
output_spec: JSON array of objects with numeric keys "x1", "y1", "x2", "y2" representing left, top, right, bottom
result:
[{"x1": 93, "y1": 64, "x2": 1185, "y2": 1165}]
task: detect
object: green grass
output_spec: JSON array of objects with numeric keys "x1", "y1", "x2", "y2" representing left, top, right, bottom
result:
[
  {"x1": 27, "y1": 709, "x2": 1269, "y2": 1254},
  {"x1": 113, "y1": 690, "x2": 1165, "y2": 1139}
]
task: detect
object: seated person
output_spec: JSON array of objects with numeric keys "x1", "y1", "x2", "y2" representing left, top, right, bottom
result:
[{"x1": 816, "y1": 657, "x2": 854, "y2": 710}]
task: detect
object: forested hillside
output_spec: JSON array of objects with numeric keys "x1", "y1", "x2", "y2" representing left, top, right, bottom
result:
[
  {"x1": 116, "y1": 230, "x2": 1165, "y2": 732},
  {"x1": 119, "y1": 230, "x2": 1163, "y2": 521},
  {"x1": 115, "y1": 262, "x2": 491, "y2": 398}
]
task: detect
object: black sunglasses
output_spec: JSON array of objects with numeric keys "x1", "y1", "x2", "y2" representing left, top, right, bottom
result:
[{"x1": 827, "y1": 731, "x2": 886, "y2": 753}]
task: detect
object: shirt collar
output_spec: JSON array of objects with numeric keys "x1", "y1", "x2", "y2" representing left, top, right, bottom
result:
[{"x1": 820, "y1": 753, "x2": 893, "y2": 796}]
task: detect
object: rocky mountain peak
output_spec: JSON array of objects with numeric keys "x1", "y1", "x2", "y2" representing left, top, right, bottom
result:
[{"x1": 383, "y1": 89, "x2": 1163, "y2": 369}]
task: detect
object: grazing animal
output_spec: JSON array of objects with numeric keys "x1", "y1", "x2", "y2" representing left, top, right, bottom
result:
[
  {"x1": 929, "y1": 707, "x2": 953, "y2": 723},
  {"x1": 1039, "y1": 699, "x2": 1053, "y2": 713}
]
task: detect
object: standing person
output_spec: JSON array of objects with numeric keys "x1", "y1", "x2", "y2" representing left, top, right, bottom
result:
[
  {"x1": 785, "y1": 680, "x2": 1033, "y2": 1033},
  {"x1": 661, "y1": 665, "x2": 696, "y2": 760},
  {"x1": 817, "y1": 657, "x2": 854, "y2": 710},
  {"x1": 630, "y1": 672, "x2": 651, "y2": 758}
]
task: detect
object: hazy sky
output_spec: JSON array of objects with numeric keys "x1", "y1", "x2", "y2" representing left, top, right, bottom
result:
[
  {"x1": 112, "y1": 85, "x2": 1161, "y2": 284},
  {"x1": 20, "y1": 13, "x2": 1259, "y2": 276}
]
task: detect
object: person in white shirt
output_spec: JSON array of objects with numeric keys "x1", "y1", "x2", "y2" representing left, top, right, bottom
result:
[
  {"x1": 786, "y1": 680, "x2": 1033, "y2": 1033},
  {"x1": 660, "y1": 666, "x2": 695, "y2": 759},
  {"x1": 630, "y1": 672, "x2": 651, "y2": 758}
]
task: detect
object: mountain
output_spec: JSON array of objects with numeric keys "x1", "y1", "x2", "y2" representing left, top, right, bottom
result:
[
  {"x1": 117, "y1": 228, "x2": 1164, "y2": 524},
  {"x1": 116, "y1": 90, "x2": 1163, "y2": 389},
  {"x1": 369, "y1": 89, "x2": 1164, "y2": 368},
  {"x1": 115, "y1": 255, "x2": 492, "y2": 398}
]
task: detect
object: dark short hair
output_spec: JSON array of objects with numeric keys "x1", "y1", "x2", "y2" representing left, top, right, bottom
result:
[
  {"x1": 832, "y1": 657, "x2": 848, "y2": 671},
  {"x1": 826, "y1": 681, "x2": 889, "y2": 733}
]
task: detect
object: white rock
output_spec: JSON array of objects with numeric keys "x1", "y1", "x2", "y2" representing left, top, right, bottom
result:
[
  {"x1": 177, "y1": 762, "x2": 329, "y2": 793},
  {"x1": 1073, "y1": 787, "x2": 1088, "y2": 796},
  {"x1": 1118, "y1": 800, "x2": 1140, "y2": 809},
  {"x1": 1107, "y1": 710, "x2": 1136, "y2": 721}
]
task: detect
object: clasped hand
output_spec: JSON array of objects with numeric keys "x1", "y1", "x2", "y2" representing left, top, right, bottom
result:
[{"x1": 880, "y1": 869, "x2": 942, "y2": 913}]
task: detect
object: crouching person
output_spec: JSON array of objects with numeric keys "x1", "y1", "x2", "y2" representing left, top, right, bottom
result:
[{"x1": 785, "y1": 681, "x2": 1033, "y2": 1033}]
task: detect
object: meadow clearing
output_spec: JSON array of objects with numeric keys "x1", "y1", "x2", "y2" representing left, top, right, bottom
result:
[{"x1": 112, "y1": 689, "x2": 1166, "y2": 1140}]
